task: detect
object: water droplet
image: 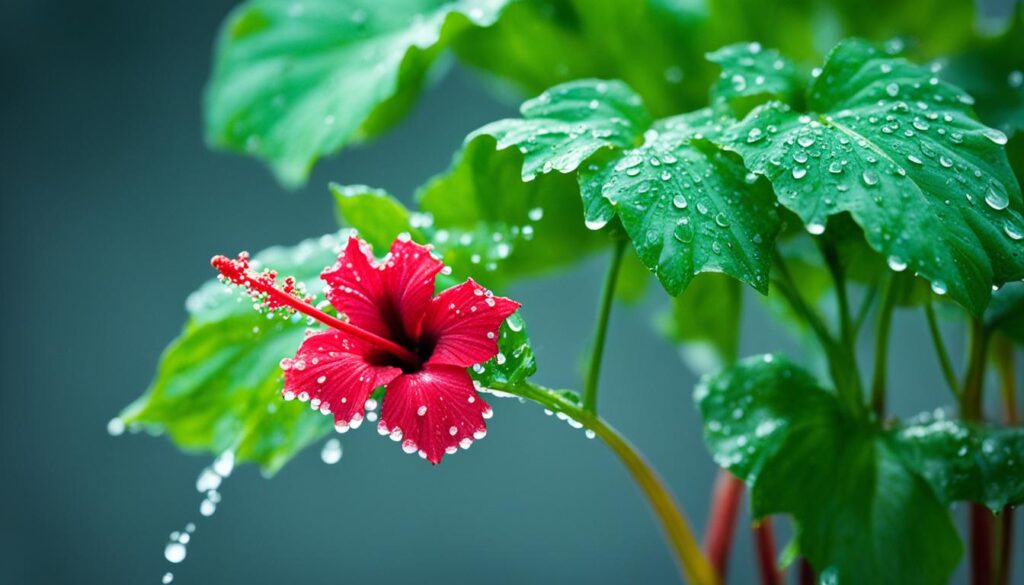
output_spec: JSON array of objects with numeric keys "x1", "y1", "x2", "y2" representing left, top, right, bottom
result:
[
  {"x1": 887, "y1": 256, "x2": 908, "y2": 272},
  {"x1": 527, "y1": 207, "x2": 544, "y2": 221},
  {"x1": 714, "y1": 212, "x2": 730, "y2": 228},
  {"x1": 907, "y1": 154, "x2": 923, "y2": 165},
  {"x1": 320, "y1": 438, "x2": 343, "y2": 464},
  {"x1": 828, "y1": 161, "x2": 843, "y2": 174},
  {"x1": 981, "y1": 128, "x2": 1008, "y2": 145},
  {"x1": 584, "y1": 217, "x2": 609, "y2": 231},
  {"x1": 162, "y1": 573, "x2": 174, "y2": 584},
  {"x1": 931, "y1": 280, "x2": 948, "y2": 295},
  {"x1": 985, "y1": 187, "x2": 1009, "y2": 210},
  {"x1": 1004, "y1": 221, "x2": 1024, "y2": 241},
  {"x1": 107, "y1": 417, "x2": 125, "y2": 436},
  {"x1": 164, "y1": 542, "x2": 187, "y2": 564},
  {"x1": 805, "y1": 222, "x2": 825, "y2": 235},
  {"x1": 792, "y1": 167, "x2": 807, "y2": 179},
  {"x1": 797, "y1": 135, "x2": 816, "y2": 148},
  {"x1": 672, "y1": 194, "x2": 687, "y2": 209},
  {"x1": 746, "y1": 128, "x2": 764, "y2": 143},
  {"x1": 862, "y1": 170, "x2": 879, "y2": 186}
]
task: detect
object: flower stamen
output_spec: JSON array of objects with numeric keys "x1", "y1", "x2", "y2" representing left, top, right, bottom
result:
[{"x1": 212, "y1": 253, "x2": 421, "y2": 367}]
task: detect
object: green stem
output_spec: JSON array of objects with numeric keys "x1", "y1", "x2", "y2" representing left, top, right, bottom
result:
[
  {"x1": 961, "y1": 318, "x2": 990, "y2": 422},
  {"x1": 510, "y1": 381, "x2": 720, "y2": 585},
  {"x1": 771, "y1": 249, "x2": 864, "y2": 417},
  {"x1": 582, "y1": 238, "x2": 627, "y2": 414},
  {"x1": 870, "y1": 274, "x2": 897, "y2": 418},
  {"x1": 852, "y1": 285, "x2": 879, "y2": 339},
  {"x1": 925, "y1": 299, "x2": 961, "y2": 400},
  {"x1": 819, "y1": 240, "x2": 852, "y2": 347}
]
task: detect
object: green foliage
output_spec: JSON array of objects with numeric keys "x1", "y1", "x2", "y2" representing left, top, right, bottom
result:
[
  {"x1": 205, "y1": 0, "x2": 511, "y2": 186},
  {"x1": 716, "y1": 39, "x2": 1024, "y2": 315},
  {"x1": 122, "y1": 234, "x2": 344, "y2": 473},
  {"x1": 475, "y1": 82, "x2": 780, "y2": 296},
  {"x1": 696, "y1": 354, "x2": 1024, "y2": 584},
  {"x1": 706, "y1": 42, "x2": 803, "y2": 115}
]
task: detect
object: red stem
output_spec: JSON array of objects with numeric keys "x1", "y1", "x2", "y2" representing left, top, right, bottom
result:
[
  {"x1": 705, "y1": 470, "x2": 744, "y2": 580},
  {"x1": 216, "y1": 256, "x2": 421, "y2": 366},
  {"x1": 753, "y1": 518, "x2": 782, "y2": 585},
  {"x1": 997, "y1": 508, "x2": 1015, "y2": 585},
  {"x1": 798, "y1": 558, "x2": 815, "y2": 585},
  {"x1": 971, "y1": 505, "x2": 994, "y2": 585}
]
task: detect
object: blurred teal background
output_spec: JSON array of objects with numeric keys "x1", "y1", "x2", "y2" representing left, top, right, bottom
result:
[{"x1": 2, "y1": 1, "x2": 1021, "y2": 583}]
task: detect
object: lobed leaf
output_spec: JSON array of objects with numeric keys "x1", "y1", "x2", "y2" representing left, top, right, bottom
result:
[
  {"x1": 715, "y1": 38, "x2": 1024, "y2": 315},
  {"x1": 475, "y1": 81, "x2": 780, "y2": 296},
  {"x1": 696, "y1": 353, "x2": 1024, "y2": 584}
]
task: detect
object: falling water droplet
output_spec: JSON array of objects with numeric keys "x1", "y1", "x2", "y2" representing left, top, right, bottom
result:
[
  {"x1": 107, "y1": 417, "x2": 125, "y2": 436},
  {"x1": 164, "y1": 542, "x2": 187, "y2": 564},
  {"x1": 584, "y1": 217, "x2": 609, "y2": 231},
  {"x1": 320, "y1": 438, "x2": 343, "y2": 464},
  {"x1": 805, "y1": 222, "x2": 825, "y2": 235}
]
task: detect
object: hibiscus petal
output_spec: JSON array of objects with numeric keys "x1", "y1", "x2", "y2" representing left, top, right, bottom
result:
[
  {"x1": 321, "y1": 236, "x2": 442, "y2": 342},
  {"x1": 281, "y1": 330, "x2": 401, "y2": 432},
  {"x1": 421, "y1": 279, "x2": 521, "y2": 368},
  {"x1": 382, "y1": 237, "x2": 444, "y2": 340},
  {"x1": 379, "y1": 365, "x2": 492, "y2": 464},
  {"x1": 321, "y1": 237, "x2": 390, "y2": 337}
]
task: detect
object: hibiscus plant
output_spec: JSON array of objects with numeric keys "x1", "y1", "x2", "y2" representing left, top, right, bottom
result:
[{"x1": 118, "y1": 1, "x2": 1024, "y2": 584}]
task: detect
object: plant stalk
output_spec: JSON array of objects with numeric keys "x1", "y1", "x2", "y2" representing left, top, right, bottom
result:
[
  {"x1": 870, "y1": 274, "x2": 897, "y2": 418},
  {"x1": 771, "y1": 249, "x2": 864, "y2": 417},
  {"x1": 962, "y1": 318, "x2": 993, "y2": 585},
  {"x1": 993, "y1": 335, "x2": 1017, "y2": 585},
  {"x1": 753, "y1": 518, "x2": 782, "y2": 585},
  {"x1": 582, "y1": 238, "x2": 627, "y2": 414},
  {"x1": 513, "y1": 381, "x2": 719, "y2": 585},
  {"x1": 925, "y1": 299, "x2": 961, "y2": 400},
  {"x1": 705, "y1": 471, "x2": 744, "y2": 580}
]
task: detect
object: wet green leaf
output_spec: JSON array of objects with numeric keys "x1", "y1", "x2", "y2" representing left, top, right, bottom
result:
[
  {"x1": 473, "y1": 79, "x2": 650, "y2": 180},
  {"x1": 716, "y1": 39, "x2": 1024, "y2": 315},
  {"x1": 985, "y1": 281, "x2": 1024, "y2": 343},
  {"x1": 891, "y1": 413, "x2": 1024, "y2": 511},
  {"x1": 122, "y1": 233, "x2": 346, "y2": 473},
  {"x1": 695, "y1": 353, "x2": 1024, "y2": 584},
  {"x1": 205, "y1": 0, "x2": 511, "y2": 187},
  {"x1": 476, "y1": 82, "x2": 779, "y2": 295}
]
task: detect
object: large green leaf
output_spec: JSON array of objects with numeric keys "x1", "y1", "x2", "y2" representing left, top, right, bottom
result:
[
  {"x1": 715, "y1": 38, "x2": 1024, "y2": 315},
  {"x1": 657, "y1": 273, "x2": 741, "y2": 374},
  {"x1": 696, "y1": 354, "x2": 1024, "y2": 584},
  {"x1": 985, "y1": 281, "x2": 1024, "y2": 343},
  {"x1": 475, "y1": 80, "x2": 779, "y2": 295},
  {"x1": 121, "y1": 233, "x2": 345, "y2": 473},
  {"x1": 204, "y1": 0, "x2": 511, "y2": 187},
  {"x1": 579, "y1": 111, "x2": 780, "y2": 295}
]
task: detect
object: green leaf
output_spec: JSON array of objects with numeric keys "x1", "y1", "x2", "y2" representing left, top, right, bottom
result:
[
  {"x1": 473, "y1": 79, "x2": 650, "y2": 180},
  {"x1": 715, "y1": 38, "x2": 1024, "y2": 315},
  {"x1": 204, "y1": 0, "x2": 511, "y2": 187},
  {"x1": 696, "y1": 354, "x2": 972, "y2": 584},
  {"x1": 985, "y1": 281, "x2": 1024, "y2": 343},
  {"x1": 891, "y1": 413, "x2": 1024, "y2": 511},
  {"x1": 470, "y1": 312, "x2": 536, "y2": 388},
  {"x1": 476, "y1": 81, "x2": 780, "y2": 295},
  {"x1": 579, "y1": 110, "x2": 780, "y2": 295},
  {"x1": 121, "y1": 233, "x2": 346, "y2": 473},
  {"x1": 706, "y1": 42, "x2": 803, "y2": 114},
  {"x1": 334, "y1": 136, "x2": 607, "y2": 289},
  {"x1": 657, "y1": 273, "x2": 740, "y2": 374}
]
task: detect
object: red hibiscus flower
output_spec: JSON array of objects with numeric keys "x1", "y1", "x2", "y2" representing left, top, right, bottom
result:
[{"x1": 212, "y1": 235, "x2": 520, "y2": 464}]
